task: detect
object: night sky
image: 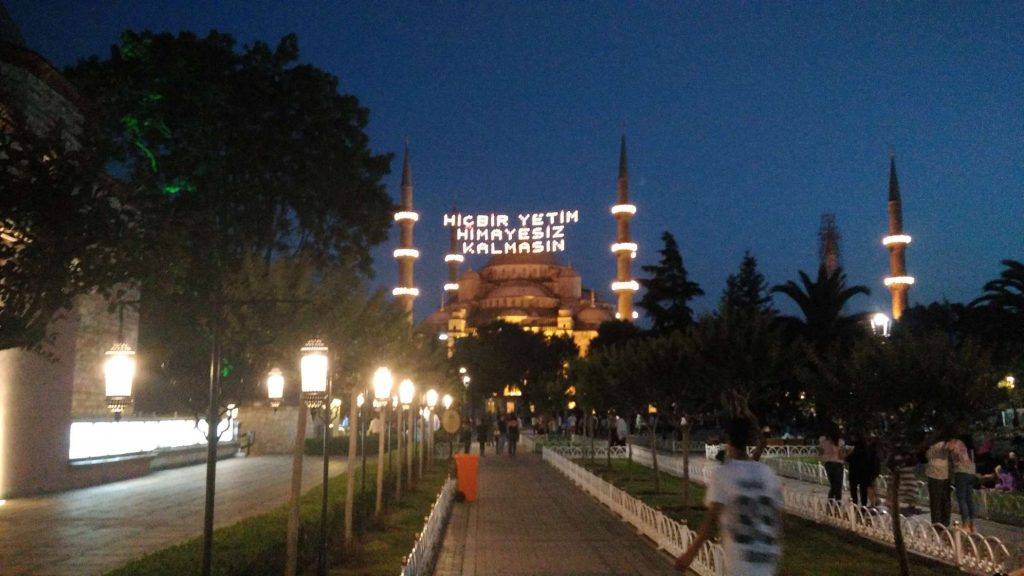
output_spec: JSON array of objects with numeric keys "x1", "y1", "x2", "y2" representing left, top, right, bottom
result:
[{"x1": 7, "y1": 1, "x2": 1023, "y2": 321}]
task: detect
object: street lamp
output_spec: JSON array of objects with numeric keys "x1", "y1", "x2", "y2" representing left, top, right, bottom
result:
[
  {"x1": 398, "y1": 378, "x2": 415, "y2": 498},
  {"x1": 870, "y1": 312, "x2": 892, "y2": 338},
  {"x1": 266, "y1": 368, "x2": 285, "y2": 411},
  {"x1": 442, "y1": 393, "x2": 455, "y2": 460},
  {"x1": 372, "y1": 367, "x2": 393, "y2": 516},
  {"x1": 104, "y1": 343, "x2": 136, "y2": 421},
  {"x1": 300, "y1": 338, "x2": 331, "y2": 576},
  {"x1": 357, "y1": 392, "x2": 367, "y2": 496},
  {"x1": 426, "y1": 389, "x2": 438, "y2": 468}
]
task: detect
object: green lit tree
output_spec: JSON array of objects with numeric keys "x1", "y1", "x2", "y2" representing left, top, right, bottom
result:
[
  {"x1": 65, "y1": 31, "x2": 395, "y2": 411},
  {"x1": 637, "y1": 231, "x2": 704, "y2": 336}
]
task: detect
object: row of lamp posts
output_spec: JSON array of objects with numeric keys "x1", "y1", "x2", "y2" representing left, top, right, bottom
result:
[{"x1": 103, "y1": 337, "x2": 448, "y2": 576}]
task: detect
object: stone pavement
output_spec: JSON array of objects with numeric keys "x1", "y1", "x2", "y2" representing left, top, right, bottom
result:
[
  {"x1": 0, "y1": 454, "x2": 347, "y2": 576},
  {"x1": 433, "y1": 446, "x2": 678, "y2": 576}
]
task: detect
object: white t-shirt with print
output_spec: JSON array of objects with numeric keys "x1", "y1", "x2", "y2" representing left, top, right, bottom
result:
[{"x1": 706, "y1": 459, "x2": 783, "y2": 576}]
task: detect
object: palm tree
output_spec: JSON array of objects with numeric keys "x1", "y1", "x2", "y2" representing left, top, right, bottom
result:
[
  {"x1": 969, "y1": 259, "x2": 1024, "y2": 367},
  {"x1": 973, "y1": 259, "x2": 1024, "y2": 314},
  {"x1": 771, "y1": 265, "x2": 870, "y2": 354}
]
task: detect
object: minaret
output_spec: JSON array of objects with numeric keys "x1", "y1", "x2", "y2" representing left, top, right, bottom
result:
[
  {"x1": 443, "y1": 205, "x2": 463, "y2": 308},
  {"x1": 610, "y1": 135, "x2": 638, "y2": 321},
  {"x1": 882, "y1": 155, "x2": 914, "y2": 320},
  {"x1": 392, "y1": 143, "x2": 419, "y2": 327},
  {"x1": 818, "y1": 213, "x2": 841, "y2": 277}
]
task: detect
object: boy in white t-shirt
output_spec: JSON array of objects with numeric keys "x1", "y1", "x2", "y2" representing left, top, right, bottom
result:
[{"x1": 675, "y1": 417, "x2": 783, "y2": 575}]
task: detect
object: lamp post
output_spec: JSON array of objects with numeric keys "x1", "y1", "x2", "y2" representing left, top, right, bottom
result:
[
  {"x1": 870, "y1": 312, "x2": 892, "y2": 338},
  {"x1": 442, "y1": 393, "x2": 454, "y2": 460},
  {"x1": 426, "y1": 389, "x2": 438, "y2": 468},
  {"x1": 300, "y1": 338, "x2": 331, "y2": 576},
  {"x1": 266, "y1": 368, "x2": 285, "y2": 411},
  {"x1": 103, "y1": 343, "x2": 136, "y2": 421},
  {"x1": 357, "y1": 392, "x2": 367, "y2": 496},
  {"x1": 398, "y1": 378, "x2": 415, "y2": 498},
  {"x1": 372, "y1": 367, "x2": 392, "y2": 516},
  {"x1": 999, "y1": 375, "x2": 1018, "y2": 427},
  {"x1": 460, "y1": 367, "x2": 471, "y2": 421}
]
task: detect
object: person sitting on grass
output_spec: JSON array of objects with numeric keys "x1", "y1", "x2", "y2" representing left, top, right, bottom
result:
[{"x1": 675, "y1": 417, "x2": 783, "y2": 575}]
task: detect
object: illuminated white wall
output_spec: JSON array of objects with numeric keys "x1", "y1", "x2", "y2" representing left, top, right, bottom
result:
[{"x1": 69, "y1": 418, "x2": 235, "y2": 461}]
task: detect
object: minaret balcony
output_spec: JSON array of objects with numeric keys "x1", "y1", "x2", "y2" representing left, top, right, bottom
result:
[
  {"x1": 611, "y1": 204, "x2": 637, "y2": 216},
  {"x1": 444, "y1": 254, "x2": 465, "y2": 263},
  {"x1": 392, "y1": 287, "x2": 420, "y2": 297},
  {"x1": 394, "y1": 211, "x2": 420, "y2": 222},
  {"x1": 444, "y1": 283, "x2": 459, "y2": 292},
  {"x1": 614, "y1": 311, "x2": 640, "y2": 320},
  {"x1": 393, "y1": 248, "x2": 420, "y2": 259},
  {"x1": 883, "y1": 276, "x2": 915, "y2": 287},
  {"x1": 611, "y1": 242, "x2": 638, "y2": 254},
  {"x1": 882, "y1": 234, "x2": 912, "y2": 247},
  {"x1": 611, "y1": 280, "x2": 640, "y2": 292}
]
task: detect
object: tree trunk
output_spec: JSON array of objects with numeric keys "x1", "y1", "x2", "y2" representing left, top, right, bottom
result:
[
  {"x1": 606, "y1": 414, "x2": 613, "y2": 471},
  {"x1": 286, "y1": 406, "x2": 308, "y2": 576},
  {"x1": 650, "y1": 417, "x2": 661, "y2": 495},
  {"x1": 888, "y1": 461, "x2": 912, "y2": 576},
  {"x1": 589, "y1": 413, "x2": 596, "y2": 466},
  {"x1": 628, "y1": 438, "x2": 633, "y2": 483},
  {"x1": 344, "y1": 390, "x2": 359, "y2": 546},
  {"x1": 682, "y1": 422, "x2": 690, "y2": 510}
]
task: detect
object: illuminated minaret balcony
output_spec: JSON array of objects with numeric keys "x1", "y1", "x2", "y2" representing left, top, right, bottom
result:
[
  {"x1": 392, "y1": 287, "x2": 420, "y2": 297},
  {"x1": 611, "y1": 204, "x2": 637, "y2": 216},
  {"x1": 882, "y1": 234, "x2": 912, "y2": 247},
  {"x1": 883, "y1": 276, "x2": 915, "y2": 287},
  {"x1": 444, "y1": 254, "x2": 464, "y2": 263},
  {"x1": 394, "y1": 211, "x2": 419, "y2": 222},
  {"x1": 611, "y1": 280, "x2": 640, "y2": 292},
  {"x1": 610, "y1": 242, "x2": 638, "y2": 259},
  {"x1": 443, "y1": 283, "x2": 459, "y2": 292},
  {"x1": 393, "y1": 248, "x2": 420, "y2": 259}
]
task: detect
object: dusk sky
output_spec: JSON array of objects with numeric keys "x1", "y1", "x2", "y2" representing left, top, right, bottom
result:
[{"x1": 8, "y1": 1, "x2": 1023, "y2": 321}]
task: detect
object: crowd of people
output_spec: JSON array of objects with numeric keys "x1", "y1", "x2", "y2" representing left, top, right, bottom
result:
[
  {"x1": 816, "y1": 424, "x2": 1024, "y2": 533},
  {"x1": 458, "y1": 412, "x2": 522, "y2": 456}
]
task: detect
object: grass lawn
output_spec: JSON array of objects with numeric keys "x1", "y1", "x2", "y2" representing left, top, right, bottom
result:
[
  {"x1": 578, "y1": 457, "x2": 962, "y2": 576},
  {"x1": 105, "y1": 458, "x2": 451, "y2": 576}
]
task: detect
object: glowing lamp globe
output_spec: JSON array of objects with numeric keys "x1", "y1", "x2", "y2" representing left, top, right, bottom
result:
[
  {"x1": 104, "y1": 342, "x2": 136, "y2": 420},
  {"x1": 425, "y1": 389, "x2": 439, "y2": 409},
  {"x1": 442, "y1": 394, "x2": 453, "y2": 410},
  {"x1": 300, "y1": 338, "x2": 329, "y2": 409},
  {"x1": 372, "y1": 367, "x2": 393, "y2": 403},
  {"x1": 357, "y1": 392, "x2": 365, "y2": 408},
  {"x1": 399, "y1": 379, "x2": 415, "y2": 407},
  {"x1": 266, "y1": 368, "x2": 285, "y2": 409}
]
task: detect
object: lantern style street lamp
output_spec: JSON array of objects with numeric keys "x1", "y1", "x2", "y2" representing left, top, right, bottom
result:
[
  {"x1": 870, "y1": 312, "x2": 892, "y2": 338},
  {"x1": 442, "y1": 394, "x2": 453, "y2": 410},
  {"x1": 398, "y1": 378, "x2": 416, "y2": 498},
  {"x1": 299, "y1": 338, "x2": 332, "y2": 576},
  {"x1": 266, "y1": 368, "x2": 285, "y2": 410},
  {"x1": 372, "y1": 367, "x2": 393, "y2": 516},
  {"x1": 104, "y1": 343, "x2": 136, "y2": 421},
  {"x1": 426, "y1": 389, "x2": 439, "y2": 468}
]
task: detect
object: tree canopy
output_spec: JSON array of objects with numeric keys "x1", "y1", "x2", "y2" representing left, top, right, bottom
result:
[
  {"x1": 637, "y1": 231, "x2": 704, "y2": 336},
  {"x1": 720, "y1": 250, "x2": 773, "y2": 315}
]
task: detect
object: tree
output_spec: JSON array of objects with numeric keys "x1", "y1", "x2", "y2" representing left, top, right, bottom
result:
[
  {"x1": 816, "y1": 333, "x2": 1000, "y2": 576},
  {"x1": 720, "y1": 251, "x2": 773, "y2": 315},
  {"x1": 771, "y1": 265, "x2": 870, "y2": 355},
  {"x1": 638, "y1": 231, "x2": 704, "y2": 335},
  {"x1": 0, "y1": 109, "x2": 137, "y2": 351},
  {"x1": 587, "y1": 319, "x2": 644, "y2": 354},
  {"x1": 452, "y1": 321, "x2": 577, "y2": 414},
  {"x1": 970, "y1": 259, "x2": 1024, "y2": 364},
  {"x1": 65, "y1": 31, "x2": 395, "y2": 411}
]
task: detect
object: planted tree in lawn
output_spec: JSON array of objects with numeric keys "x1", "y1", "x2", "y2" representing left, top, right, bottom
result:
[
  {"x1": 817, "y1": 334, "x2": 1000, "y2": 576},
  {"x1": 637, "y1": 231, "x2": 704, "y2": 336}
]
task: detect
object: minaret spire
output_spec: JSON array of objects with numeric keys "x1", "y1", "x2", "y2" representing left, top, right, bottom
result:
[
  {"x1": 882, "y1": 154, "x2": 913, "y2": 320},
  {"x1": 610, "y1": 135, "x2": 638, "y2": 321},
  {"x1": 393, "y1": 142, "x2": 419, "y2": 328},
  {"x1": 443, "y1": 202, "x2": 463, "y2": 308}
]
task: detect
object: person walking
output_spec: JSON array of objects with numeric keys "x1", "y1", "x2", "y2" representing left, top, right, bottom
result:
[
  {"x1": 476, "y1": 416, "x2": 490, "y2": 457},
  {"x1": 819, "y1": 422, "x2": 846, "y2": 503},
  {"x1": 496, "y1": 415, "x2": 508, "y2": 455},
  {"x1": 675, "y1": 417, "x2": 783, "y2": 575},
  {"x1": 925, "y1": 439, "x2": 951, "y2": 525},
  {"x1": 507, "y1": 414, "x2": 520, "y2": 456},
  {"x1": 947, "y1": 435, "x2": 977, "y2": 532},
  {"x1": 460, "y1": 421, "x2": 473, "y2": 454},
  {"x1": 845, "y1": 432, "x2": 873, "y2": 507}
]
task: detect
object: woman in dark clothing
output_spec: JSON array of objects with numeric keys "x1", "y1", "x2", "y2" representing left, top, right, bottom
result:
[
  {"x1": 476, "y1": 417, "x2": 490, "y2": 456},
  {"x1": 507, "y1": 415, "x2": 521, "y2": 456},
  {"x1": 846, "y1": 432, "x2": 875, "y2": 506}
]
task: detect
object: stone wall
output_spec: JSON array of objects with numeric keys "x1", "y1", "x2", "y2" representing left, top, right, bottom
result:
[{"x1": 237, "y1": 403, "x2": 315, "y2": 456}]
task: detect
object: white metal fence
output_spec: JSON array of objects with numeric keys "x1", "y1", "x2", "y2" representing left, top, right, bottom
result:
[
  {"x1": 628, "y1": 445, "x2": 1014, "y2": 575},
  {"x1": 399, "y1": 477, "x2": 457, "y2": 576},
  {"x1": 542, "y1": 447, "x2": 727, "y2": 576}
]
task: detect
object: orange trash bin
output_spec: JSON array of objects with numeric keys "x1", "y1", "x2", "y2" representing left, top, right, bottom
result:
[{"x1": 453, "y1": 453, "x2": 480, "y2": 502}]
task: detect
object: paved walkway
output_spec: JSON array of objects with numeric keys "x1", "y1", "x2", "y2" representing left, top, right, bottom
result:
[
  {"x1": 434, "y1": 447, "x2": 678, "y2": 576},
  {"x1": 0, "y1": 455, "x2": 347, "y2": 576}
]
